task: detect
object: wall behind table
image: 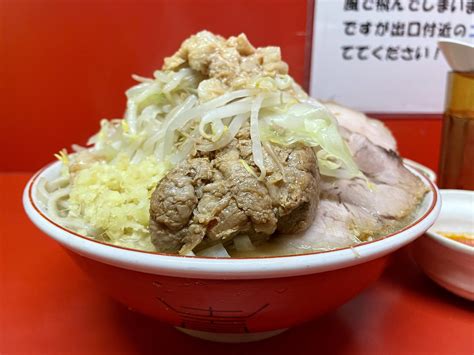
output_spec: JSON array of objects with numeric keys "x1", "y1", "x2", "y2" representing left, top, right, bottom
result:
[
  {"x1": 375, "y1": 116, "x2": 442, "y2": 172},
  {"x1": 0, "y1": 0, "x2": 441, "y2": 173},
  {"x1": 1, "y1": 0, "x2": 308, "y2": 171}
]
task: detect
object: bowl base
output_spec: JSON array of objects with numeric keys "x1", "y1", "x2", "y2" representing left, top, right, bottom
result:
[
  {"x1": 423, "y1": 269, "x2": 474, "y2": 301},
  {"x1": 175, "y1": 327, "x2": 288, "y2": 343}
]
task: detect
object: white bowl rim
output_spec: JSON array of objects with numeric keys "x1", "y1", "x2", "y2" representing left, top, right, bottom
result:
[
  {"x1": 425, "y1": 189, "x2": 474, "y2": 255},
  {"x1": 402, "y1": 158, "x2": 437, "y2": 183},
  {"x1": 23, "y1": 160, "x2": 441, "y2": 280}
]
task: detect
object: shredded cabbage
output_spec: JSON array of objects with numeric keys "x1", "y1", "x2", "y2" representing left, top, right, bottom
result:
[
  {"x1": 260, "y1": 102, "x2": 362, "y2": 179},
  {"x1": 196, "y1": 243, "x2": 231, "y2": 257},
  {"x1": 233, "y1": 235, "x2": 256, "y2": 252}
]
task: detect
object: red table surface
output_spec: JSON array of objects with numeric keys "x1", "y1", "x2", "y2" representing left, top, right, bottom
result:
[{"x1": 1, "y1": 174, "x2": 473, "y2": 355}]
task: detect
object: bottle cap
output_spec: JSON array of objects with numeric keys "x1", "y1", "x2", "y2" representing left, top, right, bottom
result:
[{"x1": 439, "y1": 40, "x2": 474, "y2": 114}]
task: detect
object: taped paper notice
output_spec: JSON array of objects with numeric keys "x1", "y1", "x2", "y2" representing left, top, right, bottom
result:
[{"x1": 310, "y1": 0, "x2": 474, "y2": 113}]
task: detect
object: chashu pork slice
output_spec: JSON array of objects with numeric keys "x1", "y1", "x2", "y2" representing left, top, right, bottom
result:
[{"x1": 269, "y1": 129, "x2": 428, "y2": 254}]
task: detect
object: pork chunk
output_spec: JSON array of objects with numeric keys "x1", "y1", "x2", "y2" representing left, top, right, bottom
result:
[{"x1": 149, "y1": 128, "x2": 321, "y2": 254}]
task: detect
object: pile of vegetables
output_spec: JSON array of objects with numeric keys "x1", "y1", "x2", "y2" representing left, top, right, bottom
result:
[{"x1": 58, "y1": 67, "x2": 361, "y2": 247}]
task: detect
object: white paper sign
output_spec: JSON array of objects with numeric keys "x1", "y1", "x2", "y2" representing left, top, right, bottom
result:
[{"x1": 310, "y1": 0, "x2": 474, "y2": 113}]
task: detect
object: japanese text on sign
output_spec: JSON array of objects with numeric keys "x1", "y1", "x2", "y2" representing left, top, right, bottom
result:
[{"x1": 310, "y1": 0, "x2": 474, "y2": 113}]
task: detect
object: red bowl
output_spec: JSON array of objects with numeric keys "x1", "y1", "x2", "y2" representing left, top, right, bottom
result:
[{"x1": 23, "y1": 161, "x2": 440, "y2": 342}]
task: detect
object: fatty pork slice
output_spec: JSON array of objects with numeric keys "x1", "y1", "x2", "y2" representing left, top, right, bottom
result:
[
  {"x1": 273, "y1": 130, "x2": 428, "y2": 253},
  {"x1": 324, "y1": 101, "x2": 397, "y2": 152}
]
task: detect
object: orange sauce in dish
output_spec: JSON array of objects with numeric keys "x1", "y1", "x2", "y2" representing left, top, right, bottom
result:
[{"x1": 436, "y1": 232, "x2": 474, "y2": 247}]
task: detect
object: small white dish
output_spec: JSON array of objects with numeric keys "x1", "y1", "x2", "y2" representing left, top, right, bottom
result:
[{"x1": 412, "y1": 189, "x2": 474, "y2": 300}]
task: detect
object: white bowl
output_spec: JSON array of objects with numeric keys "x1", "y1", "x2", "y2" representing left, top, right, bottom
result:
[
  {"x1": 402, "y1": 159, "x2": 437, "y2": 183},
  {"x1": 23, "y1": 161, "x2": 441, "y2": 342},
  {"x1": 411, "y1": 189, "x2": 474, "y2": 300}
]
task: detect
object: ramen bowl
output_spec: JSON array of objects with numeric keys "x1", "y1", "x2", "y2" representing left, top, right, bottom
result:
[
  {"x1": 402, "y1": 158, "x2": 437, "y2": 183},
  {"x1": 23, "y1": 161, "x2": 440, "y2": 343}
]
